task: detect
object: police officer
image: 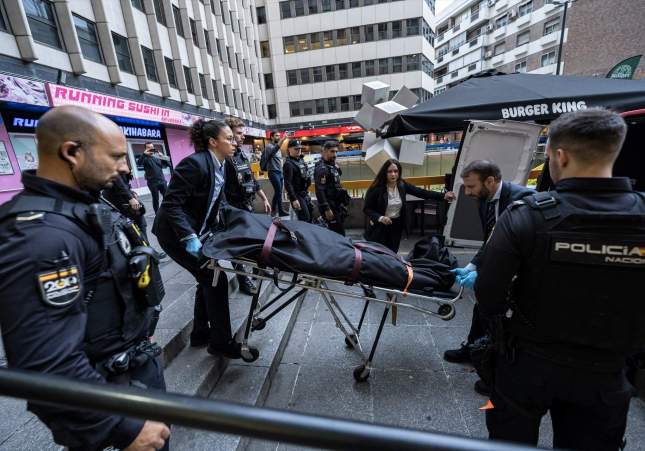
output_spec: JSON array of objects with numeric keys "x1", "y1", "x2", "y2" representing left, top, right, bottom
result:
[
  {"x1": 475, "y1": 109, "x2": 645, "y2": 450},
  {"x1": 314, "y1": 140, "x2": 349, "y2": 235},
  {"x1": 223, "y1": 117, "x2": 271, "y2": 295},
  {"x1": 283, "y1": 140, "x2": 314, "y2": 222},
  {"x1": 0, "y1": 106, "x2": 170, "y2": 451}
]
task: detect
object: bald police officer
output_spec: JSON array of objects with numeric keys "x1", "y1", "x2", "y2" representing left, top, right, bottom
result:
[
  {"x1": 0, "y1": 106, "x2": 170, "y2": 451},
  {"x1": 476, "y1": 109, "x2": 645, "y2": 450}
]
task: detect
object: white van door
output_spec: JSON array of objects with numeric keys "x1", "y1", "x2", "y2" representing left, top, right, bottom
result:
[{"x1": 444, "y1": 119, "x2": 543, "y2": 247}]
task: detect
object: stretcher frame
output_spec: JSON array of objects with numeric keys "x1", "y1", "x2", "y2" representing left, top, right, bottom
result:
[{"x1": 211, "y1": 258, "x2": 463, "y2": 382}]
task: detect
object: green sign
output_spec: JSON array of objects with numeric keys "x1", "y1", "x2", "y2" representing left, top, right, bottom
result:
[{"x1": 607, "y1": 55, "x2": 642, "y2": 79}]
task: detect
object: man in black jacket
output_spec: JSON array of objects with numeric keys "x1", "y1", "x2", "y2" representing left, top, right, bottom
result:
[
  {"x1": 283, "y1": 140, "x2": 314, "y2": 222},
  {"x1": 141, "y1": 142, "x2": 170, "y2": 213},
  {"x1": 314, "y1": 140, "x2": 349, "y2": 235},
  {"x1": 443, "y1": 160, "x2": 534, "y2": 396},
  {"x1": 476, "y1": 109, "x2": 644, "y2": 450}
]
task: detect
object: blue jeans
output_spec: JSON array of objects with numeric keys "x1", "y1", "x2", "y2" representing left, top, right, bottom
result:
[{"x1": 268, "y1": 170, "x2": 285, "y2": 214}]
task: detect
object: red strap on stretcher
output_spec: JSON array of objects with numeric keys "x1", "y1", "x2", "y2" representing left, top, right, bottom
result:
[
  {"x1": 261, "y1": 220, "x2": 280, "y2": 265},
  {"x1": 348, "y1": 246, "x2": 362, "y2": 282}
]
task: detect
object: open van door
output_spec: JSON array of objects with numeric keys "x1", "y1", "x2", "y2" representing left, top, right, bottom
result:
[{"x1": 444, "y1": 120, "x2": 543, "y2": 247}]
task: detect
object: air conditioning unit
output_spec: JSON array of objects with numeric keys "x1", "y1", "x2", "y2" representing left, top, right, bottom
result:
[
  {"x1": 484, "y1": 50, "x2": 493, "y2": 59},
  {"x1": 487, "y1": 0, "x2": 496, "y2": 7},
  {"x1": 509, "y1": 8, "x2": 519, "y2": 19},
  {"x1": 487, "y1": 23, "x2": 495, "y2": 33}
]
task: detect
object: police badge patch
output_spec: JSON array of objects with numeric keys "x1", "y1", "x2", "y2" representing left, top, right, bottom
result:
[
  {"x1": 320, "y1": 176, "x2": 326, "y2": 184},
  {"x1": 37, "y1": 266, "x2": 82, "y2": 307}
]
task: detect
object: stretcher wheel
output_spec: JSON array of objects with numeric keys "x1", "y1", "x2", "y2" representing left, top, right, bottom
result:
[
  {"x1": 438, "y1": 304, "x2": 455, "y2": 321},
  {"x1": 345, "y1": 334, "x2": 357, "y2": 349},
  {"x1": 241, "y1": 347, "x2": 260, "y2": 363},
  {"x1": 252, "y1": 318, "x2": 266, "y2": 331},
  {"x1": 353, "y1": 365, "x2": 370, "y2": 382}
]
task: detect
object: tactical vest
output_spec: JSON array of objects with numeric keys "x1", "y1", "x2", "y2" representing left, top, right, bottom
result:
[
  {"x1": 0, "y1": 195, "x2": 164, "y2": 363},
  {"x1": 316, "y1": 160, "x2": 345, "y2": 208},
  {"x1": 286, "y1": 156, "x2": 311, "y2": 195},
  {"x1": 225, "y1": 151, "x2": 256, "y2": 207},
  {"x1": 509, "y1": 191, "x2": 645, "y2": 356}
]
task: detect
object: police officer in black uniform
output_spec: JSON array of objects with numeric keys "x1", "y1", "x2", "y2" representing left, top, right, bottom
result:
[
  {"x1": 223, "y1": 117, "x2": 271, "y2": 295},
  {"x1": 314, "y1": 140, "x2": 350, "y2": 235},
  {"x1": 475, "y1": 109, "x2": 645, "y2": 450},
  {"x1": 0, "y1": 106, "x2": 170, "y2": 451},
  {"x1": 283, "y1": 139, "x2": 314, "y2": 222}
]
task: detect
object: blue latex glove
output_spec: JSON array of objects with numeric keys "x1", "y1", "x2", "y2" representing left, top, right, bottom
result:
[
  {"x1": 185, "y1": 237, "x2": 202, "y2": 258},
  {"x1": 450, "y1": 267, "x2": 471, "y2": 278},
  {"x1": 458, "y1": 271, "x2": 478, "y2": 289}
]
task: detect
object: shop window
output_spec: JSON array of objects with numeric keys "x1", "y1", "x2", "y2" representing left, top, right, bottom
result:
[
  {"x1": 173, "y1": 5, "x2": 184, "y2": 37},
  {"x1": 73, "y1": 14, "x2": 103, "y2": 64},
  {"x1": 183, "y1": 66, "x2": 194, "y2": 94},
  {"x1": 10, "y1": 135, "x2": 39, "y2": 171},
  {"x1": 24, "y1": 0, "x2": 63, "y2": 49},
  {"x1": 165, "y1": 57, "x2": 177, "y2": 88},
  {"x1": 256, "y1": 6, "x2": 266, "y2": 24},
  {"x1": 153, "y1": 0, "x2": 166, "y2": 26},
  {"x1": 264, "y1": 73, "x2": 274, "y2": 89},
  {"x1": 141, "y1": 46, "x2": 158, "y2": 82},
  {"x1": 112, "y1": 33, "x2": 134, "y2": 74}
]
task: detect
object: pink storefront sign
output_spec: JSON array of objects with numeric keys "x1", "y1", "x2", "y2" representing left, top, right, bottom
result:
[{"x1": 47, "y1": 84, "x2": 200, "y2": 126}]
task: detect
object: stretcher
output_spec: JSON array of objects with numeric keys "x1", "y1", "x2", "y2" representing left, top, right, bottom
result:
[{"x1": 209, "y1": 258, "x2": 463, "y2": 382}]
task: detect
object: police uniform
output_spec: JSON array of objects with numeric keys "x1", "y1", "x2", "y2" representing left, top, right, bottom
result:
[
  {"x1": 314, "y1": 159, "x2": 349, "y2": 235},
  {"x1": 283, "y1": 152, "x2": 314, "y2": 222},
  {"x1": 475, "y1": 177, "x2": 645, "y2": 450},
  {"x1": 0, "y1": 170, "x2": 166, "y2": 451},
  {"x1": 224, "y1": 148, "x2": 260, "y2": 212}
]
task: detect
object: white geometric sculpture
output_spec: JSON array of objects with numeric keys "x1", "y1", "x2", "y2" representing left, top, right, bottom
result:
[
  {"x1": 398, "y1": 137, "x2": 426, "y2": 166},
  {"x1": 361, "y1": 81, "x2": 390, "y2": 106},
  {"x1": 365, "y1": 140, "x2": 398, "y2": 174},
  {"x1": 355, "y1": 81, "x2": 425, "y2": 173}
]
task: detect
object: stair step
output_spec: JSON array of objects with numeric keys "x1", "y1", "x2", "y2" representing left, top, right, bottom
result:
[{"x1": 168, "y1": 282, "x2": 307, "y2": 451}]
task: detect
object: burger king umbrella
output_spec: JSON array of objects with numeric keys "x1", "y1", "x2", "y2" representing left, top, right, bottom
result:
[{"x1": 383, "y1": 71, "x2": 645, "y2": 137}]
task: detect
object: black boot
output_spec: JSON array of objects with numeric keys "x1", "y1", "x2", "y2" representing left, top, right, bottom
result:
[
  {"x1": 238, "y1": 275, "x2": 257, "y2": 295},
  {"x1": 443, "y1": 342, "x2": 472, "y2": 364}
]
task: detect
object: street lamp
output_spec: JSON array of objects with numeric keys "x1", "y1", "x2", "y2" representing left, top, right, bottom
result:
[{"x1": 551, "y1": 0, "x2": 577, "y2": 75}]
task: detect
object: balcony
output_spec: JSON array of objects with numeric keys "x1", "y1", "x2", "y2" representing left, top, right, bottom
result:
[{"x1": 438, "y1": 5, "x2": 491, "y2": 46}]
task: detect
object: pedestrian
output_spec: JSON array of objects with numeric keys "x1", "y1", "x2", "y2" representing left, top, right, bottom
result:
[
  {"x1": 314, "y1": 140, "x2": 350, "y2": 236},
  {"x1": 442, "y1": 160, "x2": 534, "y2": 397},
  {"x1": 262, "y1": 131, "x2": 289, "y2": 217},
  {"x1": 0, "y1": 106, "x2": 169, "y2": 451},
  {"x1": 141, "y1": 142, "x2": 170, "y2": 213},
  {"x1": 476, "y1": 108, "x2": 645, "y2": 450},
  {"x1": 223, "y1": 116, "x2": 271, "y2": 295},
  {"x1": 153, "y1": 119, "x2": 258, "y2": 358},
  {"x1": 283, "y1": 140, "x2": 314, "y2": 222},
  {"x1": 363, "y1": 159, "x2": 455, "y2": 253}
]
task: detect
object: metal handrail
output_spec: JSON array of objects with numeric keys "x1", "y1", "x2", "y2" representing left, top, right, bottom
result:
[{"x1": 0, "y1": 368, "x2": 543, "y2": 451}]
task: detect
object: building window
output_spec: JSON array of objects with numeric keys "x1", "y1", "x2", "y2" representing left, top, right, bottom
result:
[
  {"x1": 349, "y1": 0, "x2": 359, "y2": 7},
  {"x1": 335, "y1": 0, "x2": 345, "y2": 10},
  {"x1": 308, "y1": 0, "x2": 318, "y2": 14},
  {"x1": 112, "y1": 33, "x2": 133, "y2": 73},
  {"x1": 493, "y1": 42, "x2": 505, "y2": 56},
  {"x1": 517, "y1": 30, "x2": 530, "y2": 46},
  {"x1": 173, "y1": 6, "x2": 184, "y2": 37},
  {"x1": 544, "y1": 18, "x2": 560, "y2": 35},
  {"x1": 199, "y1": 73, "x2": 207, "y2": 97},
  {"x1": 260, "y1": 40, "x2": 270, "y2": 57},
  {"x1": 338, "y1": 63, "x2": 348, "y2": 79},
  {"x1": 321, "y1": 0, "x2": 332, "y2": 11},
  {"x1": 299, "y1": 68, "x2": 310, "y2": 84},
  {"x1": 336, "y1": 28, "x2": 348, "y2": 46},
  {"x1": 268, "y1": 104, "x2": 277, "y2": 119},
  {"x1": 515, "y1": 61, "x2": 527, "y2": 73},
  {"x1": 313, "y1": 66, "x2": 323, "y2": 82},
  {"x1": 264, "y1": 73, "x2": 274, "y2": 89},
  {"x1": 190, "y1": 18, "x2": 198, "y2": 43},
  {"x1": 233, "y1": 89, "x2": 239, "y2": 109},
  {"x1": 153, "y1": 0, "x2": 166, "y2": 26},
  {"x1": 290, "y1": 102, "x2": 300, "y2": 117},
  {"x1": 352, "y1": 61, "x2": 362, "y2": 78},
  {"x1": 541, "y1": 50, "x2": 556, "y2": 67},
  {"x1": 287, "y1": 70, "x2": 298, "y2": 86},
  {"x1": 518, "y1": 1, "x2": 532, "y2": 17},
  {"x1": 406, "y1": 54, "x2": 419, "y2": 71},
  {"x1": 495, "y1": 14, "x2": 508, "y2": 29},
  {"x1": 165, "y1": 57, "x2": 177, "y2": 88},
  {"x1": 183, "y1": 66, "x2": 194, "y2": 93},
  {"x1": 216, "y1": 38, "x2": 223, "y2": 59},
  {"x1": 377, "y1": 22, "x2": 388, "y2": 40},
  {"x1": 256, "y1": 6, "x2": 266, "y2": 24},
  {"x1": 315, "y1": 99, "x2": 325, "y2": 114},
  {"x1": 391, "y1": 20, "x2": 402, "y2": 39},
  {"x1": 352, "y1": 94, "x2": 362, "y2": 110},
  {"x1": 131, "y1": 0, "x2": 145, "y2": 12},
  {"x1": 212, "y1": 80, "x2": 220, "y2": 102},
  {"x1": 310, "y1": 32, "x2": 321, "y2": 50},
  {"x1": 73, "y1": 15, "x2": 103, "y2": 64},
  {"x1": 226, "y1": 46, "x2": 233, "y2": 67},
  {"x1": 297, "y1": 34, "x2": 308, "y2": 51},
  {"x1": 350, "y1": 26, "x2": 361, "y2": 44},
  {"x1": 204, "y1": 31, "x2": 212, "y2": 54},
  {"x1": 280, "y1": 2, "x2": 292, "y2": 19},
  {"x1": 283, "y1": 36, "x2": 295, "y2": 54},
  {"x1": 365, "y1": 60, "x2": 375, "y2": 76},
  {"x1": 223, "y1": 84, "x2": 230, "y2": 106},
  {"x1": 0, "y1": 5, "x2": 7, "y2": 31},
  {"x1": 323, "y1": 31, "x2": 333, "y2": 48},
  {"x1": 24, "y1": 0, "x2": 62, "y2": 49},
  {"x1": 340, "y1": 96, "x2": 350, "y2": 112},
  {"x1": 468, "y1": 62, "x2": 477, "y2": 72},
  {"x1": 406, "y1": 18, "x2": 420, "y2": 35},
  {"x1": 327, "y1": 98, "x2": 338, "y2": 113},
  {"x1": 301, "y1": 100, "x2": 313, "y2": 115},
  {"x1": 294, "y1": 0, "x2": 305, "y2": 16},
  {"x1": 325, "y1": 65, "x2": 336, "y2": 81},
  {"x1": 392, "y1": 56, "x2": 403, "y2": 73},
  {"x1": 141, "y1": 46, "x2": 158, "y2": 82},
  {"x1": 364, "y1": 24, "x2": 375, "y2": 42},
  {"x1": 378, "y1": 58, "x2": 389, "y2": 75}
]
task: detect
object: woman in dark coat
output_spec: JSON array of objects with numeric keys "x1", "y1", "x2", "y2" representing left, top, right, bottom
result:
[{"x1": 363, "y1": 159, "x2": 454, "y2": 253}]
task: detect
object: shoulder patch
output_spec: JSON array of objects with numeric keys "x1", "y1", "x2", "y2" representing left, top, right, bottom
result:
[{"x1": 37, "y1": 266, "x2": 82, "y2": 307}]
